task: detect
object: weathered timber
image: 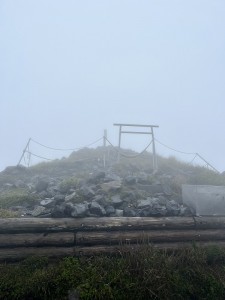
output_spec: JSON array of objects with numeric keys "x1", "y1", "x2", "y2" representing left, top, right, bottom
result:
[
  {"x1": 0, "y1": 217, "x2": 195, "y2": 233},
  {"x1": 194, "y1": 216, "x2": 225, "y2": 229},
  {"x1": 0, "y1": 232, "x2": 74, "y2": 248},
  {"x1": 2, "y1": 241, "x2": 225, "y2": 261},
  {"x1": 1, "y1": 229, "x2": 225, "y2": 248},
  {"x1": 74, "y1": 241, "x2": 225, "y2": 256},
  {"x1": 0, "y1": 247, "x2": 75, "y2": 261},
  {"x1": 76, "y1": 229, "x2": 225, "y2": 246},
  {"x1": 1, "y1": 217, "x2": 225, "y2": 261}
]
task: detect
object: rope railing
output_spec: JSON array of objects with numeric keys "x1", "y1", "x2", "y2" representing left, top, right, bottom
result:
[
  {"x1": 105, "y1": 137, "x2": 153, "y2": 158},
  {"x1": 18, "y1": 134, "x2": 220, "y2": 173},
  {"x1": 30, "y1": 137, "x2": 103, "y2": 151},
  {"x1": 155, "y1": 139, "x2": 220, "y2": 173},
  {"x1": 18, "y1": 136, "x2": 104, "y2": 167},
  {"x1": 155, "y1": 138, "x2": 197, "y2": 155},
  {"x1": 25, "y1": 151, "x2": 53, "y2": 161}
]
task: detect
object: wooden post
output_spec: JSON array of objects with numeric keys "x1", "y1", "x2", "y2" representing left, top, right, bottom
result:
[
  {"x1": 118, "y1": 125, "x2": 122, "y2": 162},
  {"x1": 151, "y1": 127, "x2": 157, "y2": 173},
  {"x1": 17, "y1": 138, "x2": 31, "y2": 166},
  {"x1": 114, "y1": 124, "x2": 159, "y2": 168},
  {"x1": 103, "y1": 129, "x2": 107, "y2": 168}
]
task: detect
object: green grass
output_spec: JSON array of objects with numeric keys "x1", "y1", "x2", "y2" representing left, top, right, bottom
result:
[
  {"x1": 0, "y1": 208, "x2": 19, "y2": 218},
  {"x1": 0, "y1": 188, "x2": 38, "y2": 209},
  {"x1": 1, "y1": 245, "x2": 225, "y2": 299},
  {"x1": 1, "y1": 146, "x2": 225, "y2": 189},
  {"x1": 59, "y1": 177, "x2": 81, "y2": 193}
]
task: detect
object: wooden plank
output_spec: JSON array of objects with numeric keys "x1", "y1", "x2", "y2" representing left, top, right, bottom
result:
[
  {"x1": 1, "y1": 241, "x2": 225, "y2": 261},
  {"x1": 74, "y1": 241, "x2": 225, "y2": 256},
  {"x1": 1, "y1": 229, "x2": 225, "y2": 248},
  {"x1": 194, "y1": 216, "x2": 225, "y2": 229},
  {"x1": 0, "y1": 218, "x2": 74, "y2": 233},
  {"x1": 0, "y1": 247, "x2": 75, "y2": 262},
  {"x1": 0, "y1": 217, "x2": 195, "y2": 233},
  {"x1": 76, "y1": 229, "x2": 225, "y2": 246},
  {"x1": 0, "y1": 232, "x2": 75, "y2": 247}
]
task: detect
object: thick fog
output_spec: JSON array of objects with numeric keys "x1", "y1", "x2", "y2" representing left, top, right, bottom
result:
[{"x1": 1, "y1": 1, "x2": 225, "y2": 171}]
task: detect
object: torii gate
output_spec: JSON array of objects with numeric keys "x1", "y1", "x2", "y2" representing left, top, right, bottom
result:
[{"x1": 114, "y1": 123, "x2": 159, "y2": 172}]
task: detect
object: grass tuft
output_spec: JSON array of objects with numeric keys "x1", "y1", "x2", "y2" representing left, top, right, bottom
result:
[{"x1": 0, "y1": 245, "x2": 225, "y2": 299}]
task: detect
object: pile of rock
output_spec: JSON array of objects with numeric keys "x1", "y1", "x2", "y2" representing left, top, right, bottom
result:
[{"x1": 4, "y1": 170, "x2": 192, "y2": 218}]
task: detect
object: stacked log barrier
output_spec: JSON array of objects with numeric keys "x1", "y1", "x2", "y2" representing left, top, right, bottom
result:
[{"x1": 0, "y1": 216, "x2": 225, "y2": 261}]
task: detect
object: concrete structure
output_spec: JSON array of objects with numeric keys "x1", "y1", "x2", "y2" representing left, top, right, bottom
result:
[{"x1": 182, "y1": 184, "x2": 225, "y2": 216}]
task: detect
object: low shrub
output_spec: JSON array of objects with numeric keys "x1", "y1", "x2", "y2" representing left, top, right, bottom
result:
[
  {"x1": 0, "y1": 245, "x2": 225, "y2": 299},
  {"x1": 0, "y1": 188, "x2": 38, "y2": 209}
]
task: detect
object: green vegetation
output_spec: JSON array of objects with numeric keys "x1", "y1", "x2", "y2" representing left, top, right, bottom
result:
[
  {"x1": 0, "y1": 188, "x2": 38, "y2": 209},
  {"x1": 1, "y1": 147, "x2": 225, "y2": 189},
  {"x1": 0, "y1": 208, "x2": 19, "y2": 218},
  {"x1": 1, "y1": 245, "x2": 225, "y2": 299},
  {"x1": 59, "y1": 177, "x2": 80, "y2": 193}
]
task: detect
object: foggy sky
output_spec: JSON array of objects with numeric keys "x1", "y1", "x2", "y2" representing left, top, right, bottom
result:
[{"x1": 1, "y1": 1, "x2": 225, "y2": 172}]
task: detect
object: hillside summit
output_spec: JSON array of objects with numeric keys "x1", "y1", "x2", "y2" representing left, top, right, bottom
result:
[{"x1": 0, "y1": 146, "x2": 224, "y2": 218}]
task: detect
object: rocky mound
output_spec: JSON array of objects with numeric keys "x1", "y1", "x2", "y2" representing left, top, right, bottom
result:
[
  {"x1": 0, "y1": 169, "x2": 191, "y2": 218},
  {"x1": 0, "y1": 146, "x2": 222, "y2": 218}
]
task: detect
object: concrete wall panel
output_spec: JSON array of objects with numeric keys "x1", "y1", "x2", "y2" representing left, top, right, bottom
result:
[{"x1": 182, "y1": 185, "x2": 225, "y2": 216}]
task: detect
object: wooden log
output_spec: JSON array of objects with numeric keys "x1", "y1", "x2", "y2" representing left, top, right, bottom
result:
[
  {"x1": 76, "y1": 229, "x2": 225, "y2": 246},
  {"x1": 1, "y1": 229, "x2": 225, "y2": 248},
  {"x1": 0, "y1": 247, "x2": 75, "y2": 262},
  {"x1": 1, "y1": 241, "x2": 225, "y2": 261},
  {"x1": 0, "y1": 217, "x2": 195, "y2": 233},
  {"x1": 0, "y1": 232, "x2": 75, "y2": 248},
  {"x1": 194, "y1": 216, "x2": 225, "y2": 229},
  {"x1": 74, "y1": 241, "x2": 225, "y2": 256}
]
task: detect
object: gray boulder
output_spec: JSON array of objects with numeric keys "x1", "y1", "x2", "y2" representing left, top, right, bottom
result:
[
  {"x1": 157, "y1": 195, "x2": 168, "y2": 206},
  {"x1": 101, "y1": 180, "x2": 121, "y2": 192},
  {"x1": 124, "y1": 175, "x2": 136, "y2": 185},
  {"x1": 31, "y1": 206, "x2": 47, "y2": 217},
  {"x1": 137, "y1": 198, "x2": 153, "y2": 209},
  {"x1": 89, "y1": 201, "x2": 106, "y2": 216},
  {"x1": 65, "y1": 192, "x2": 77, "y2": 202},
  {"x1": 92, "y1": 195, "x2": 107, "y2": 207},
  {"x1": 166, "y1": 200, "x2": 180, "y2": 216},
  {"x1": 71, "y1": 203, "x2": 89, "y2": 218},
  {"x1": 123, "y1": 207, "x2": 136, "y2": 217},
  {"x1": 80, "y1": 186, "x2": 95, "y2": 199},
  {"x1": 139, "y1": 208, "x2": 151, "y2": 217},
  {"x1": 114, "y1": 209, "x2": 124, "y2": 217},
  {"x1": 51, "y1": 204, "x2": 66, "y2": 218},
  {"x1": 64, "y1": 202, "x2": 76, "y2": 216},
  {"x1": 40, "y1": 199, "x2": 55, "y2": 208},
  {"x1": 111, "y1": 195, "x2": 123, "y2": 208},
  {"x1": 104, "y1": 173, "x2": 121, "y2": 182},
  {"x1": 88, "y1": 171, "x2": 105, "y2": 184},
  {"x1": 179, "y1": 205, "x2": 192, "y2": 216},
  {"x1": 54, "y1": 194, "x2": 65, "y2": 204},
  {"x1": 105, "y1": 205, "x2": 116, "y2": 216},
  {"x1": 136, "y1": 183, "x2": 163, "y2": 195},
  {"x1": 153, "y1": 204, "x2": 167, "y2": 216},
  {"x1": 35, "y1": 179, "x2": 49, "y2": 193},
  {"x1": 121, "y1": 191, "x2": 137, "y2": 202}
]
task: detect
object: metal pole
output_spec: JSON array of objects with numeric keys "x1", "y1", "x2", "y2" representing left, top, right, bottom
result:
[{"x1": 17, "y1": 138, "x2": 31, "y2": 166}]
